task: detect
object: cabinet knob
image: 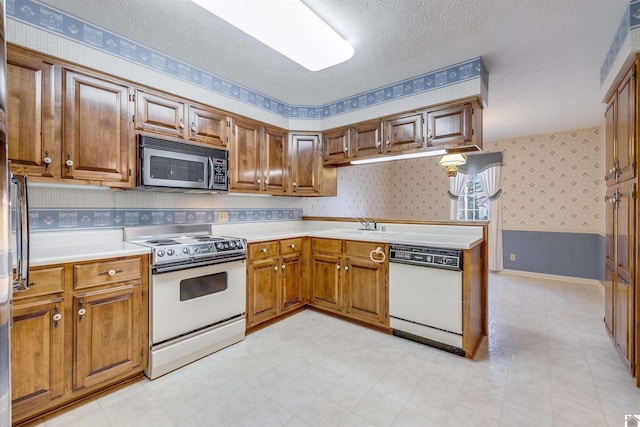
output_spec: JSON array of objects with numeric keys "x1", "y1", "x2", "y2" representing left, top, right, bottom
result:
[
  {"x1": 78, "y1": 308, "x2": 86, "y2": 316},
  {"x1": 292, "y1": 182, "x2": 297, "y2": 187},
  {"x1": 191, "y1": 125, "x2": 197, "y2": 132},
  {"x1": 52, "y1": 313, "x2": 62, "y2": 322},
  {"x1": 99, "y1": 269, "x2": 123, "y2": 276},
  {"x1": 65, "y1": 154, "x2": 74, "y2": 173},
  {"x1": 281, "y1": 264, "x2": 285, "y2": 270},
  {"x1": 179, "y1": 120, "x2": 185, "y2": 129},
  {"x1": 345, "y1": 265, "x2": 349, "y2": 271},
  {"x1": 336, "y1": 264, "x2": 341, "y2": 270},
  {"x1": 260, "y1": 248, "x2": 269, "y2": 253},
  {"x1": 289, "y1": 244, "x2": 296, "y2": 249},
  {"x1": 43, "y1": 150, "x2": 52, "y2": 172},
  {"x1": 257, "y1": 179, "x2": 261, "y2": 184},
  {"x1": 386, "y1": 138, "x2": 390, "y2": 146}
]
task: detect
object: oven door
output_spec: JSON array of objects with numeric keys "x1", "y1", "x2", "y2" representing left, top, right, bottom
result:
[
  {"x1": 150, "y1": 259, "x2": 246, "y2": 345},
  {"x1": 141, "y1": 146, "x2": 209, "y2": 190}
]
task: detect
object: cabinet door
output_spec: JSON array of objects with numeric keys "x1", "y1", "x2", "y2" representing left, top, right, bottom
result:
[
  {"x1": 352, "y1": 121, "x2": 383, "y2": 158},
  {"x1": 384, "y1": 112, "x2": 424, "y2": 153},
  {"x1": 605, "y1": 97, "x2": 616, "y2": 185},
  {"x1": 310, "y1": 253, "x2": 343, "y2": 312},
  {"x1": 63, "y1": 69, "x2": 132, "y2": 185},
  {"x1": 229, "y1": 117, "x2": 262, "y2": 191},
  {"x1": 263, "y1": 126, "x2": 288, "y2": 194},
  {"x1": 280, "y1": 254, "x2": 304, "y2": 313},
  {"x1": 7, "y1": 50, "x2": 57, "y2": 177},
  {"x1": 247, "y1": 258, "x2": 279, "y2": 327},
  {"x1": 616, "y1": 67, "x2": 636, "y2": 183},
  {"x1": 615, "y1": 275, "x2": 634, "y2": 371},
  {"x1": 289, "y1": 133, "x2": 320, "y2": 195},
  {"x1": 426, "y1": 103, "x2": 473, "y2": 147},
  {"x1": 134, "y1": 89, "x2": 186, "y2": 138},
  {"x1": 187, "y1": 105, "x2": 227, "y2": 147},
  {"x1": 604, "y1": 261, "x2": 615, "y2": 336},
  {"x1": 11, "y1": 298, "x2": 65, "y2": 420},
  {"x1": 323, "y1": 128, "x2": 350, "y2": 165},
  {"x1": 343, "y1": 256, "x2": 387, "y2": 326},
  {"x1": 73, "y1": 284, "x2": 143, "y2": 390},
  {"x1": 605, "y1": 187, "x2": 616, "y2": 266},
  {"x1": 616, "y1": 182, "x2": 635, "y2": 283}
]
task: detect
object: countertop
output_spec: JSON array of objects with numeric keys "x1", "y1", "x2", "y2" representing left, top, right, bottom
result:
[{"x1": 26, "y1": 220, "x2": 485, "y2": 266}]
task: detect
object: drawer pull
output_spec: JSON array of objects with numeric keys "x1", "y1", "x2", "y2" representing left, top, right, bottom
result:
[
  {"x1": 53, "y1": 305, "x2": 61, "y2": 328},
  {"x1": 260, "y1": 248, "x2": 269, "y2": 253},
  {"x1": 370, "y1": 247, "x2": 386, "y2": 263},
  {"x1": 289, "y1": 244, "x2": 296, "y2": 249},
  {"x1": 99, "y1": 269, "x2": 123, "y2": 277},
  {"x1": 78, "y1": 300, "x2": 86, "y2": 321},
  {"x1": 274, "y1": 266, "x2": 279, "y2": 271}
]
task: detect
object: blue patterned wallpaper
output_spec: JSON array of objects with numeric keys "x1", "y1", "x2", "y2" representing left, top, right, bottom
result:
[
  {"x1": 7, "y1": 0, "x2": 485, "y2": 119},
  {"x1": 601, "y1": 0, "x2": 640, "y2": 85},
  {"x1": 26, "y1": 208, "x2": 303, "y2": 231}
]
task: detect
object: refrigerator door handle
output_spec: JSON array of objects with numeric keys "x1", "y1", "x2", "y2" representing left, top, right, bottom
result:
[{"x1": 11, "y1": 174, "x2": 29, "y2": 292}]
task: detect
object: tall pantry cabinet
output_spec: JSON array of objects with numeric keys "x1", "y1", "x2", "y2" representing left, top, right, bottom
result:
[{"x1": 604, "y1": 57, "x2": 639, "y2": 387}]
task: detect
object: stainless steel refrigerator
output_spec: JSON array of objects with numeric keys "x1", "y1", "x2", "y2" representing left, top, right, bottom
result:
[{"x1": 0, "y1": 0, "x2": 10, "y2": 425}]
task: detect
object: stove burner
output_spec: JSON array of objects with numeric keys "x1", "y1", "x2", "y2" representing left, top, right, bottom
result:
[
  {"x1": 190, "y1": 236, "x2": 224, "y2": 242},
  {"x1": 146, "y1": 239, "x2": 179, "y2": 245}
]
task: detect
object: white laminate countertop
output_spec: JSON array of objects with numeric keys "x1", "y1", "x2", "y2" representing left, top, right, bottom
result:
[{"x1": 25, "y1": 220, "x2": 485, "y2": 266}]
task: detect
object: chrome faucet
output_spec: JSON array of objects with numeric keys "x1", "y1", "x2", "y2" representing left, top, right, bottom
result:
[{"x1": 354, "y1": 217, "x2": 377, "y2": 230}]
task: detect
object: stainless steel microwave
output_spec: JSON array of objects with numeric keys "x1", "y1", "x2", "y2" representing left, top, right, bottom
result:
[{"x1": 138, "y1": 135, "x2": 228, "y2": 192}]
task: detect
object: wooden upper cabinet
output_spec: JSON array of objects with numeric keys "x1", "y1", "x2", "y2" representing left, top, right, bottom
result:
[
  {"x1": 323, "y1": 127, "x2": 350, "y2": 165},
  {"x1": 289, "y1": 132, "x2": 321, "y2": 195},
  {"x1": 426, "y1": 102, "x2": 473, "y2": 147},
  {"x1": 62, "y1": 69, "x2": 132, "y2": 186},
  {"x1": 605, "y1": 97, "x2": 616, "y2": 185},
  {"x1": 351, "y1": 121, "x2": 382, "y2": 158},
  {"x1": 7, "y1": 48, "x2": 57, "y2": 177},
  {"x1": 187, "y1": 105, "x2": 227, "y2": 147},
  {"x1": 229, "y1": 116, "x2": 262, "y2": 191},
  {"x1": 262, "y1": 126, "x2": 288, "y2": 194},
  {"x1": 384, "y1": 112, "x2": 424, "y2": 153},
  {"x1": 615, "y1": 67, "x2": 636, "y2": 183},
  {"x1": 134, "y1": 89, "x2": 185, "y2": 138}
]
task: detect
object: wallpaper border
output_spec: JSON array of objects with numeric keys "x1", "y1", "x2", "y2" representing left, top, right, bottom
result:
[{"x1": 7, "y1": 0, "x2": 484, "y2": 120}]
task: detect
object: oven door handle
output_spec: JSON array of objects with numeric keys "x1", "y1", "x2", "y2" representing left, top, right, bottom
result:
[{"x1": 152, "y1": 254, "x2": 247, "y2": 274}]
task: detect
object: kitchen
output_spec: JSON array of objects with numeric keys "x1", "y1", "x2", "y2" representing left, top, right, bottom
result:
[{"x1": 1, "y1": 0, "x2": 640, "y2": 426}]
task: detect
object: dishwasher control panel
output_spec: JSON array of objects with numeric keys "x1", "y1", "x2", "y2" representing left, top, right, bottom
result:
[{"x1": 389, "y1": 244, "x2": 462, "y2": 271}]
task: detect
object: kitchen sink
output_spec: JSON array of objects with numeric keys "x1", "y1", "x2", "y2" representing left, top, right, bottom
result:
[{"x1": 318, "y1": 229, "x2": 401, "y2": 238}]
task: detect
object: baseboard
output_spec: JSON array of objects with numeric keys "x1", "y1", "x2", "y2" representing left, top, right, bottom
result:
[{"x1": 498, "y1": 269, "x2": 602, "y2": 287}]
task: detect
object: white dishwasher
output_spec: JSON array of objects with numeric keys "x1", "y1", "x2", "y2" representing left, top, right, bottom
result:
[{"x1": 388, "y1": 244, "x2": 465, "y2": 356}]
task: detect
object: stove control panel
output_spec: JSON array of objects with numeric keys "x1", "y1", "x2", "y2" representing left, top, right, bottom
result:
[
  {"x1": 150, "y1": 238, "x2": 247, "y2": 264},
  {"x1": 389, "y1": 244, "x2": 462, "y2": 271}
]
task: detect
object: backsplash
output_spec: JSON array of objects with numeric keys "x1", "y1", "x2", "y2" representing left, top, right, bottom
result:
[{"x1": 27, "y1": 188, "x2": 303, "y2": 231}]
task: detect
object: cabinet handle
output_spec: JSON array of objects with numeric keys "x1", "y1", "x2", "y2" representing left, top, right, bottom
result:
[
  {"x1": 65, "y1": 154, "x2": 73, "y2": 173},
  {"x1": 179, "y1": 119, "x2": 185, "y2": 129},
  {"x1": 281, "y1": 264, "x2": 285, "y2": 270},
  {"x1": 260, "y1": 248, "x2": 269, "y2": 253},
  {"x1": 336, "y1": 264, "x2": 341, "y2": 270},
  {"x1": 289, "y1": 244, "x2": 296, "y2": 249},
  {"x1": 428, "y1": 129, "x2": 433, "y2": 140},
  {"x1": 191, "y1": 123, "x2": 197, "y2": 132},
  {"x1": 78, "y1": 300, "x2": 86, "y2": 321},
  {"x1": 343, "y1": 143, "x2": 348, "y2": 153},
  {"x1": 292, "y1": 182, "x2": 297, "y2": 188},
  {"x1": 386, "y1": 138, "x2": 390, "y2": 147},
  {"x1": 369, "y1": 247, "x2": 386, "y2": 263},
  {"x1": 43, "y1": 150, "x2": 52, "y2": 171},
  {"x1": 257, "y1": 179, "x2": 261, "y2": 184},
  {"x1": 98, "y1": 269, "x2": 123, "y2": 276},
  {"x1": 345, "y1": 265, "x2": 349, "y2": 271},
  {"x1": 264, "y1": 175, "x2": 268, "y2": 184},
  {"x1": 53, "y1": 304, "x2": 61, "y2": 328},
  {"x1": 274, "y1": 266, "x2": 278, "y2": 271}
]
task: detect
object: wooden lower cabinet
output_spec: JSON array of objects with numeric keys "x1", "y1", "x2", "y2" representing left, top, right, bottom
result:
[
  {"x1": 309, "y1": 239, "x2": 388, "y2": 328},
  {"x1": 247, "y1": 239, "x2": 304, "y2": 328},
  {"x1": 11, "y1": 297, "x2": 65, "y2": 421},
  {"x1": 73, "y1": 283, "x2": 144, "y2": 390},
  {"x1": 11, "y1": 255, "x2": 148, "y2": 425}
]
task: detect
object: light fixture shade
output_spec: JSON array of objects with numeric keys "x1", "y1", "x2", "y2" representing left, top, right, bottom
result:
[
  {"x1": 191, "y1": 0, "x2": 354, "y2": 71},
  {"x1": 350, "y1": 149, "x2": 447, "y2": 165},
  {"x1": 438, "y1": 154, "x2": 467, "y2": 177}
]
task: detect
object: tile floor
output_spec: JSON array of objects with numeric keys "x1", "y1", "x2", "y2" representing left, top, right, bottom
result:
[{"x1": 38, "y1": 273, "x2": 640, "y2": 427}]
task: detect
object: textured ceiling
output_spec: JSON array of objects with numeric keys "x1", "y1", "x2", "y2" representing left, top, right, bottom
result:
[{"x1": 38, "y1": 0, "x2": 628, "y2": 141}]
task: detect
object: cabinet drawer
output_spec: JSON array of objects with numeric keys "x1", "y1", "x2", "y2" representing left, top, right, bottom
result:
[
  {"x1": 279, "y1": 238, "x2": 303, "y2": 255},
  {"x1": 13, "y1": 266, "x2": 65, "y2": 300},
  {"x1": 74, "y1": 257, "x2": 143, "y2": 290},
  {"x1": 249, "y1": 241, "x2": 278, "y2": 260},
  {"x1": 311, "y1": 238, "x2": 342, "y2": 254},
  {"x1": 345, "y1": 241, "x2": 386, "y2": 259}
]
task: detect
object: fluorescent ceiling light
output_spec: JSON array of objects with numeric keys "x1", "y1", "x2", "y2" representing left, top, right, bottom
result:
[
  {"x1": 191, "y1": 0, "x2": 354, "y2": 71},
  {"x1": 350, "y1": 150, "x2": 448, "y2": 165}
]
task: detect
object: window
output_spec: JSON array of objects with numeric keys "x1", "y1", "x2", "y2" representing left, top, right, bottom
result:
[{"x1": 457, "y1": 174, "x2": 489, "y2": 220}]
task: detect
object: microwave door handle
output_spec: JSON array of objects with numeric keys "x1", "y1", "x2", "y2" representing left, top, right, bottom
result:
[
  {"x1": 208, "y1": 157, "x2": 214, "y2": 190},
  {"x1": 12, "y1": 174, "x2": 29, "y2": 292}
]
